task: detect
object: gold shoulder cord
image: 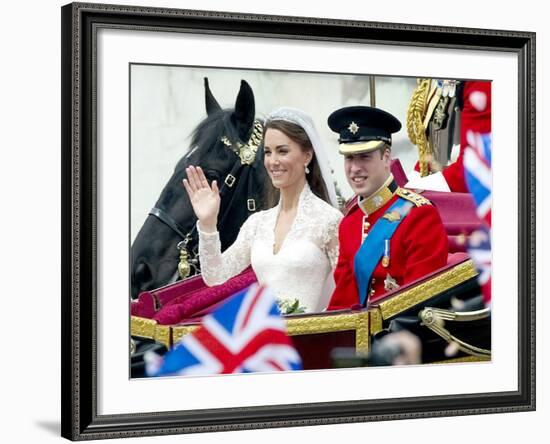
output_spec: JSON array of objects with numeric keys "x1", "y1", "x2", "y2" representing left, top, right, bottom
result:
[
  {"x1": 396, "y1": 188, "x2": 431, "y2": 207},
  {"x1": 407, "y1": 79, "x2": 433, "y2": 177}
]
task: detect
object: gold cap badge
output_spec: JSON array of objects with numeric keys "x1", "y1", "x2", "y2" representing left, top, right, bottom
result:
[{"x1": 348, "y1": 121, "x2": 359, "y2": 134}]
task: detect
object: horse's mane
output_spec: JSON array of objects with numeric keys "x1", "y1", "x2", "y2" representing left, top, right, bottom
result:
[{"x1": 185, "y1": 109, "x2": 241, "y2": 165}]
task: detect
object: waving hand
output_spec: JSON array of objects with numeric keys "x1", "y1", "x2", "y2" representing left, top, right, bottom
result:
[{"x1": 182, "y1": 166, "x2": 220, "y2": 233}]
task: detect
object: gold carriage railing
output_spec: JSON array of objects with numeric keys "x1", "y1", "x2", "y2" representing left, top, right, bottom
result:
[{"x1": 131, "y1": 258, "x2": 490, "y2": 366}]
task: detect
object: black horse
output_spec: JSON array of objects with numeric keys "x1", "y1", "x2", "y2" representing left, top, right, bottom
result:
[{"x1": 130, "y1": 78, "x2": 268, "y2": 300}]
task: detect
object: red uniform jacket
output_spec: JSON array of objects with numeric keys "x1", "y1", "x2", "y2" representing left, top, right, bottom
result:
[
  {"x1": 328, "y1": 191, "x2": 448, "y2": 310},
  {"x1": 412, "y1": 81, "x2": 492, "y2": 193},
  {"x1": 442, "y1": 81, "x2": 492, "y2": 193}
]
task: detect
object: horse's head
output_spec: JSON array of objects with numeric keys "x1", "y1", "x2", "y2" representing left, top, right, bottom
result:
[{"x1": 130, "y1": 79, "x2": 267, "y2": 299}]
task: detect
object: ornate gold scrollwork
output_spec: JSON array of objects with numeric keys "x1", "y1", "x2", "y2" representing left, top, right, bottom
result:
[
  {"x1": 369, "y1": 308, "x2": 384, "y2": 335},
  {"x1": 283, "y1": 311, "x2": 370, "y2": 353},
  {"x1": 172, "y1": 325, "x2": 200, "y2": 344},
  {"x1": 419, "y1": 307, "x2": 491, "y2": 358},
  {"x1": 130, "y1": 316, "x2": 172, "y2": 348}
]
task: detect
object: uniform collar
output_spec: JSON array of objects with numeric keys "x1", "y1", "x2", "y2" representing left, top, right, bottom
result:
[{"x1": 358, "y1": 174, "x2": 398, "y2": 216}]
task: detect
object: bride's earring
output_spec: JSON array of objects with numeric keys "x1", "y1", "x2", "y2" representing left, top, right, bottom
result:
[{"x1": 304, "y1": 164, "x2": 310, "y2": 174}]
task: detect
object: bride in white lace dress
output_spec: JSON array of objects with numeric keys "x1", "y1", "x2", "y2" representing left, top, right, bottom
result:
[{"x1": 182, "y1": 107, "x2": 342, "y2": 313}]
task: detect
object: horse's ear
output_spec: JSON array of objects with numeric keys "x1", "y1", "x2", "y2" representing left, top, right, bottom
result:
[
  {"x1": 204, "y1": 77, "x2": 222, "y2": 116},
  {"x1": 232, "y1": 80, "x2": 255, "y2": 141}
]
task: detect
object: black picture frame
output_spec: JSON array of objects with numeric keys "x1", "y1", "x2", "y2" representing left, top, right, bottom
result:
[{"x1": 61, "y1": 2, "x2": 536, "y2": 440}]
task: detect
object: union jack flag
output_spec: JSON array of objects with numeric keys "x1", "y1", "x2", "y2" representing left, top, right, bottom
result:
[
  {"x1": 467, "y1": 225, "x2": 492, "y2": 305},
  {"x1": 463, "y1": 129, "x2": 492, "y2": 306},
  {"x1": 463, "y1": 130, "x2": 492, "y2": 227},
  {"x1": 145, "y1": 284, "x2": 302, "y2": 376}
]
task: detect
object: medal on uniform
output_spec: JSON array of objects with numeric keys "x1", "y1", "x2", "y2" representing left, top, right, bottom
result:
[
  {"x1": 362, "y1": 216, "x2": 370, "y2": 242},
  {"x1": 384, "y1": 273, "x2": 399, "y2": 291},
  {"x1": 382, "y1": 239, "x2": 390, "y2": 267}
]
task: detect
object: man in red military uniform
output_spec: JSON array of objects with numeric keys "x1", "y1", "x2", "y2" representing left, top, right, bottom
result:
[
  {"x1": 406, "y1": 80, "x2": 492, "y2": 193},
  {"x1": 326, "y1": 106, "x2": 448, "y2": 310},
  {"x1": 438, "y1": 80, "x2": 492, "y2": 193}
]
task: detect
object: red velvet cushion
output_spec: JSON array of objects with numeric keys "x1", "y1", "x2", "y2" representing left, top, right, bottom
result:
[
  {"x1": 152, "y1": 268, "x2": 258, "y2": 325},
  {"x1": 422, "y1": 190, "x2": 482, "y2": 234},
  {"x1": 131, "y1": 267, "x2": 257, "y2": 321}
]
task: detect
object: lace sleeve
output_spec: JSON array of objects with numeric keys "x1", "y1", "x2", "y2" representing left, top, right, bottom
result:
[
  {"x1": 323, "y1": 211, "x2": 342, "y2": 270},
  {"x1": 198, "y1": 214, "x2": 258, "y2": 286}
]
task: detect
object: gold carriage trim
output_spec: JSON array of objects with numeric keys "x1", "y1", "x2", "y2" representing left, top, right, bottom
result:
[
  {"x1": 431, "y1": 355, "x2": 491, "y2": 365},
  {"x1": 172, "y1": 310, "x2": 371, "y2": 354},
  {"x1": 131, "y1": 316, "x2": 172, "y2": 348},
  {"x1": 285, "y1": 311, "x2": 370, "y2": 354},
  {"x1": 369, "y1": 307, "x2": 384, "y2": 335},
  {"x1": 374, "y1": 259, "x2": 478, "y2": 320},
  {"x1": 172, "y1": 325, "x2": 200, "y2": 344}
]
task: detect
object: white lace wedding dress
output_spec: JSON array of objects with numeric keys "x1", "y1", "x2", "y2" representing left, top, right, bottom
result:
[{"x1": 197, "y1": 183, "x2": 343, "y2": 313}]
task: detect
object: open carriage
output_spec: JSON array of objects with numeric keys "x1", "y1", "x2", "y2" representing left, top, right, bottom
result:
[
  {"x1": 129, "y1": 77, "x2": 491, "y2": 376},
  {"x1": 130, "y1": 161, "x2": 491, "y2": 376}
]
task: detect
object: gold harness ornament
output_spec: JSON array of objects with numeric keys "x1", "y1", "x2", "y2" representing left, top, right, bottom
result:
[
  {"x1": 221, "y1": 120, "x2": 264, "y2": 165},
  {"x1": 177, "y1": 245, "x2": 191, "y2": 279},
  {"x1": 177, "y1": 234, "x2": 197, "y2": 279}
]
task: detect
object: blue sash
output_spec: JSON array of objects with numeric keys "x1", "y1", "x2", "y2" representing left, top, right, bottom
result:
[{"x1": 354, "y1": 198, "x2": 413, "y2": 306}]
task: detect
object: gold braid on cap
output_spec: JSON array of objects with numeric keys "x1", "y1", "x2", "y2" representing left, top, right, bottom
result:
[{"x1": 407, "y1": 78, "x2": 433, "y2": 177}]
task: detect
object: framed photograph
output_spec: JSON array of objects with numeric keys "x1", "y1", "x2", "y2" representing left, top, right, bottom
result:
[{"x1": 61, "y1": 1, "x2": 535, "y2": 440}]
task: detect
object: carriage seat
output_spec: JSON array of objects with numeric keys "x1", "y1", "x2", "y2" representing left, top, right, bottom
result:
[
  {"x1": 130, "y1": 267, "x2": 258, "y2": 323},
  {"x1": 390, "y1": 158, "x2": 481, "y2": 252},
  {"x1": 422, "y1": 190, "x2": 482, "y2": 252}
]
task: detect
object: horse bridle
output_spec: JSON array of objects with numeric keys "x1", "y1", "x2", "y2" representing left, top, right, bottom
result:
[{"x1": 148, "y1": 119, "x2": 263, "y2": 279}]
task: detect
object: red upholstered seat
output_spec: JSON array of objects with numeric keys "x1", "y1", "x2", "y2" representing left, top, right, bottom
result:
[
  {"x1": 447, "y1": 251, "x2": 470, "y2": 265},
  {"x1": 130, "y1": 267, "x2": 258, "y2": 324},
  {"x1": 390, "y1": 158, "x2": 482, "y2": 252},
  {"x1": 421, "y1": 190, "x2": 482, "y2": 252},
  {"x1": 422, "y1": 190, "x2": 482, "y2": 234}
]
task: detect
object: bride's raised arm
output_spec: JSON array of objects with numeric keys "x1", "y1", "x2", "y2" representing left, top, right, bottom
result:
[
  {"x1": 197, "y1": 213, "x2": 259, "y2": 286},
  {"x1": 183, "y1": 164, "x2": 258, "y2": 286}
]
